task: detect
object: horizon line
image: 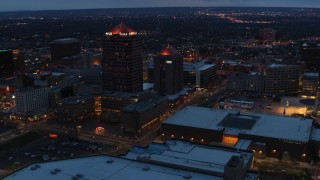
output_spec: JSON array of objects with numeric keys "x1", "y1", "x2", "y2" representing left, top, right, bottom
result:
[{"x1": 1, "y1": 6, "x2": 320, "y2": 13}]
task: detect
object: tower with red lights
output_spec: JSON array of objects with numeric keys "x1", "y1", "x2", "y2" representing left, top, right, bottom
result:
[
  {"x1": 102, "y1": 23, "x2": 143, "y2": 92},
  {"x1": 154, "y1": 46, "x2": 183, "y2": 95}
]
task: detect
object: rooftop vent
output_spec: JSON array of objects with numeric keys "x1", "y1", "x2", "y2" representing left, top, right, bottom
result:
[
  {"x1": 142, "y1": 166, "x2": 150, "y2": 171},
  {"x1": 30, "y1": 164, "x2": 41, "y2": 170},
  {"x1": 76, "y1": 173, "x2": 84, "y2": 178},
  {"x1": 183, "y1": 174, "x2": 192, "y2": 179},
  {"x1": 106, "y1": 159, "x2": 114, "y2": 163},
  {"x1": 50, "y1": 168, "x2": 61, "y2": 175}
]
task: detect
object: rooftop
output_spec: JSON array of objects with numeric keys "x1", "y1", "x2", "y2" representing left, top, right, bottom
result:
[
  {"x1": 184, "y1": 61, "x2": 216, "y2": 72},
  {"x1": 52, "y1": 38, "x2": 79, "y2": 44},
  {"x1": 304, "y1": 72, "x2": 319, "y2": 78},
  {"x1": 103, "y1": 90, "x2": 138, "y2": 99},
  {"x1": 158, "y1": 46, "x2": 180, "y2": 56},
  {"x1": 166, "y1": 88, "x2": 192, "y2": 101},
  {"x1": 302, "y1": 43, "x2": 320, "y2": 47},
  {"x1": 15, "y1": 86, "x2": 47, "y2": 93},
  {"x1": 106, "y1": 23, "x2": 137, "y2": 36},
  {"x1": 197, "y1": 64, "x2": 216, "y2": 71},
  {"x1": 234, "y1": 139, "x2": 252, "y2": 150},
  {"x1": 4, "y1": 155, "x2": 218, "y2": 180},
  {"x1": 268, "y1": 63, "x2": 288, "y2": 68},
  {"x1": 143, "y1": 82, "x2": 154, "y2": 91},
  {"x1": 163, "y1": 106, "x2": 313, "y2": 142},
  {"x1": 122, "y1": 95, "x2": 168, "y2": 113},
  {"x1": 125, "y1": 140, "x2": 253, "y2": 175},
  {"x1": 61, "y1": 96, "x2": 92, "y2": 105}
]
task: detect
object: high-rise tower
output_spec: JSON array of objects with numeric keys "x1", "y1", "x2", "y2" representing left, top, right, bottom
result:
[
  {"x1": 102, "y1": 23, "x2": 143, "y2": 92},
  {"x1": 154, "y1": 46, "x2": 183, "y2": 95},
  {"x1": 0, "y1": 49, "x2": 14, "y2": 78}
]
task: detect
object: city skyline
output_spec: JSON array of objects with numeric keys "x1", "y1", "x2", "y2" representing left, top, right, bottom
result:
[
  {"x1": 0, "y1": 5, "x2": 320, "y2": 179},
  {"x1": 0, "y1": 0, "x2": 320, "y2": 12}
]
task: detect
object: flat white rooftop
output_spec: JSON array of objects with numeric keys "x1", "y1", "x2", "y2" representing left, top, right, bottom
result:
[
  {"x1": 143, "y1": 82, "x2": 154, "y2": 91},
  {"x1": 268, "y1": 63, "x2": 288, "y2": 68},
  {"x1": 167, "y1": 88, "x2": 192, "y2": 101},
  {"x1": 126, "y1": 140, "x2": 253, "y2": 174},
  {"x1": 163, "y1": 106, "x2": 313, "y2": 142},
  {"x1": 4, "y1": 155, "x2": 219, "y2": 180}
]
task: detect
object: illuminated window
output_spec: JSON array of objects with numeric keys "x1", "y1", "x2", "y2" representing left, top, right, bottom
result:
[{"x1": 222, "y1": 135, "x2": 238, "y2": 145}]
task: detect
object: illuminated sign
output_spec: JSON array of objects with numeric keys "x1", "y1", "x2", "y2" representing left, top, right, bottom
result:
[{"x1": 105, "y1": 32, "x2": 137, "y2": 36}]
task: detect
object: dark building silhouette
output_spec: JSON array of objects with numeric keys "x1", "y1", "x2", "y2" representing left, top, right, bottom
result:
[
  {"x1": 16, "y1": 75, "x2": 34, "y2": 89},
  {"x1": 60, "y1": 86, "x2": 74, "y2": 99},
  {"x1": 14, "y1": 54, "x2": 27, "y2": 75},
  {"x1": 301, "y1": 43, "x2": 320, "y2": 71},
  {"x1": 102, "y1": 23, "x2": 143, "y2": 92},
  {"x1": 0, "y1": 49, "x2": 14, "y2": 77},
  {"x1": 50, "y1": 38, "x2": 81, "y2": 64},
  {"x1": 154, "y1": 46, "x2": 183, "y2": 95}
]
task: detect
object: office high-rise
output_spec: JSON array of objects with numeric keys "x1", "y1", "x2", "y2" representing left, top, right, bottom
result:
[
  {"x1": 301, "y1": 43, "x2": 320, "y2": 71},
  {"x1": 102, "y1": 23, "x2": 143, "y2": 92},
  {"x1": 265, "y1": 64, "x2": 299, "y2": 95},
  {"x1": 154, "y1": 46, "x2": 183, "y2": 95},
  {"x1": 0, "y1": 49, "x2": 14, "y2": 77},
  {"x1": 51, "y1": 38, "x2": 81, "y2": 62}
]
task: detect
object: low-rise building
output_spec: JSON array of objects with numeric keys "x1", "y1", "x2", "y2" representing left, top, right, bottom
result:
[
  {"x1": 4, "y1": 155, "x2": 234, "y2": 180},
  {"x1": 15, "y1": 86, "x2": 48, "y2": 114},
  {"x1": 57, "y1": 96, "x2": 94, "y2": 121},
  {"x1": 4, "y1": 142, "x2": 259, "y2": 180},
  {"x1": 183, "y1": 61, "x2": 217, "y2": 88},
  {"x1": 302, "y1": 72, "x2": 319, "y2": 99},
  {"x1": 126, "y1": 140, "x2": 257, "y2": 180},
  {"x1": 227, "y1": 72, "x2": 265, "y2": 93},
  {"x1": 102, "y1": 91, "x2": 139, "y2": 113},
  {"x1": 161, "y1": 106, "x2": 313, "y2": 161},
  {"x1": 122, "y1": 95, "x2": 168, "y2": 134}
]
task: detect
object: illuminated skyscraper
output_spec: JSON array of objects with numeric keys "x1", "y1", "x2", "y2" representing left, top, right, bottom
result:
[
  {"x1": 102, "y1": 23, "x2": 143, "y2": 92},
  {"x1": 154, "y1": 46, "x2": 183, "y2": 95}
]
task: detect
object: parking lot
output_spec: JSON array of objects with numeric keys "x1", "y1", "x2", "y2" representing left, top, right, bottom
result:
[{"x1": 222, "y1": 95, "x2": 311, "y2": 118}]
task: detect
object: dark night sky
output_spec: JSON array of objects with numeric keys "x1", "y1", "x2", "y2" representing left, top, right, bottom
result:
[{"x1": 1, "y1": 0, "x2": 319, "y2": 12}]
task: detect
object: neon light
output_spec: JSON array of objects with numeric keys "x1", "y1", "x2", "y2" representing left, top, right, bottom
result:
[{"x1": 0, "y1": 49, "x2": 12, "y2": 53}]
